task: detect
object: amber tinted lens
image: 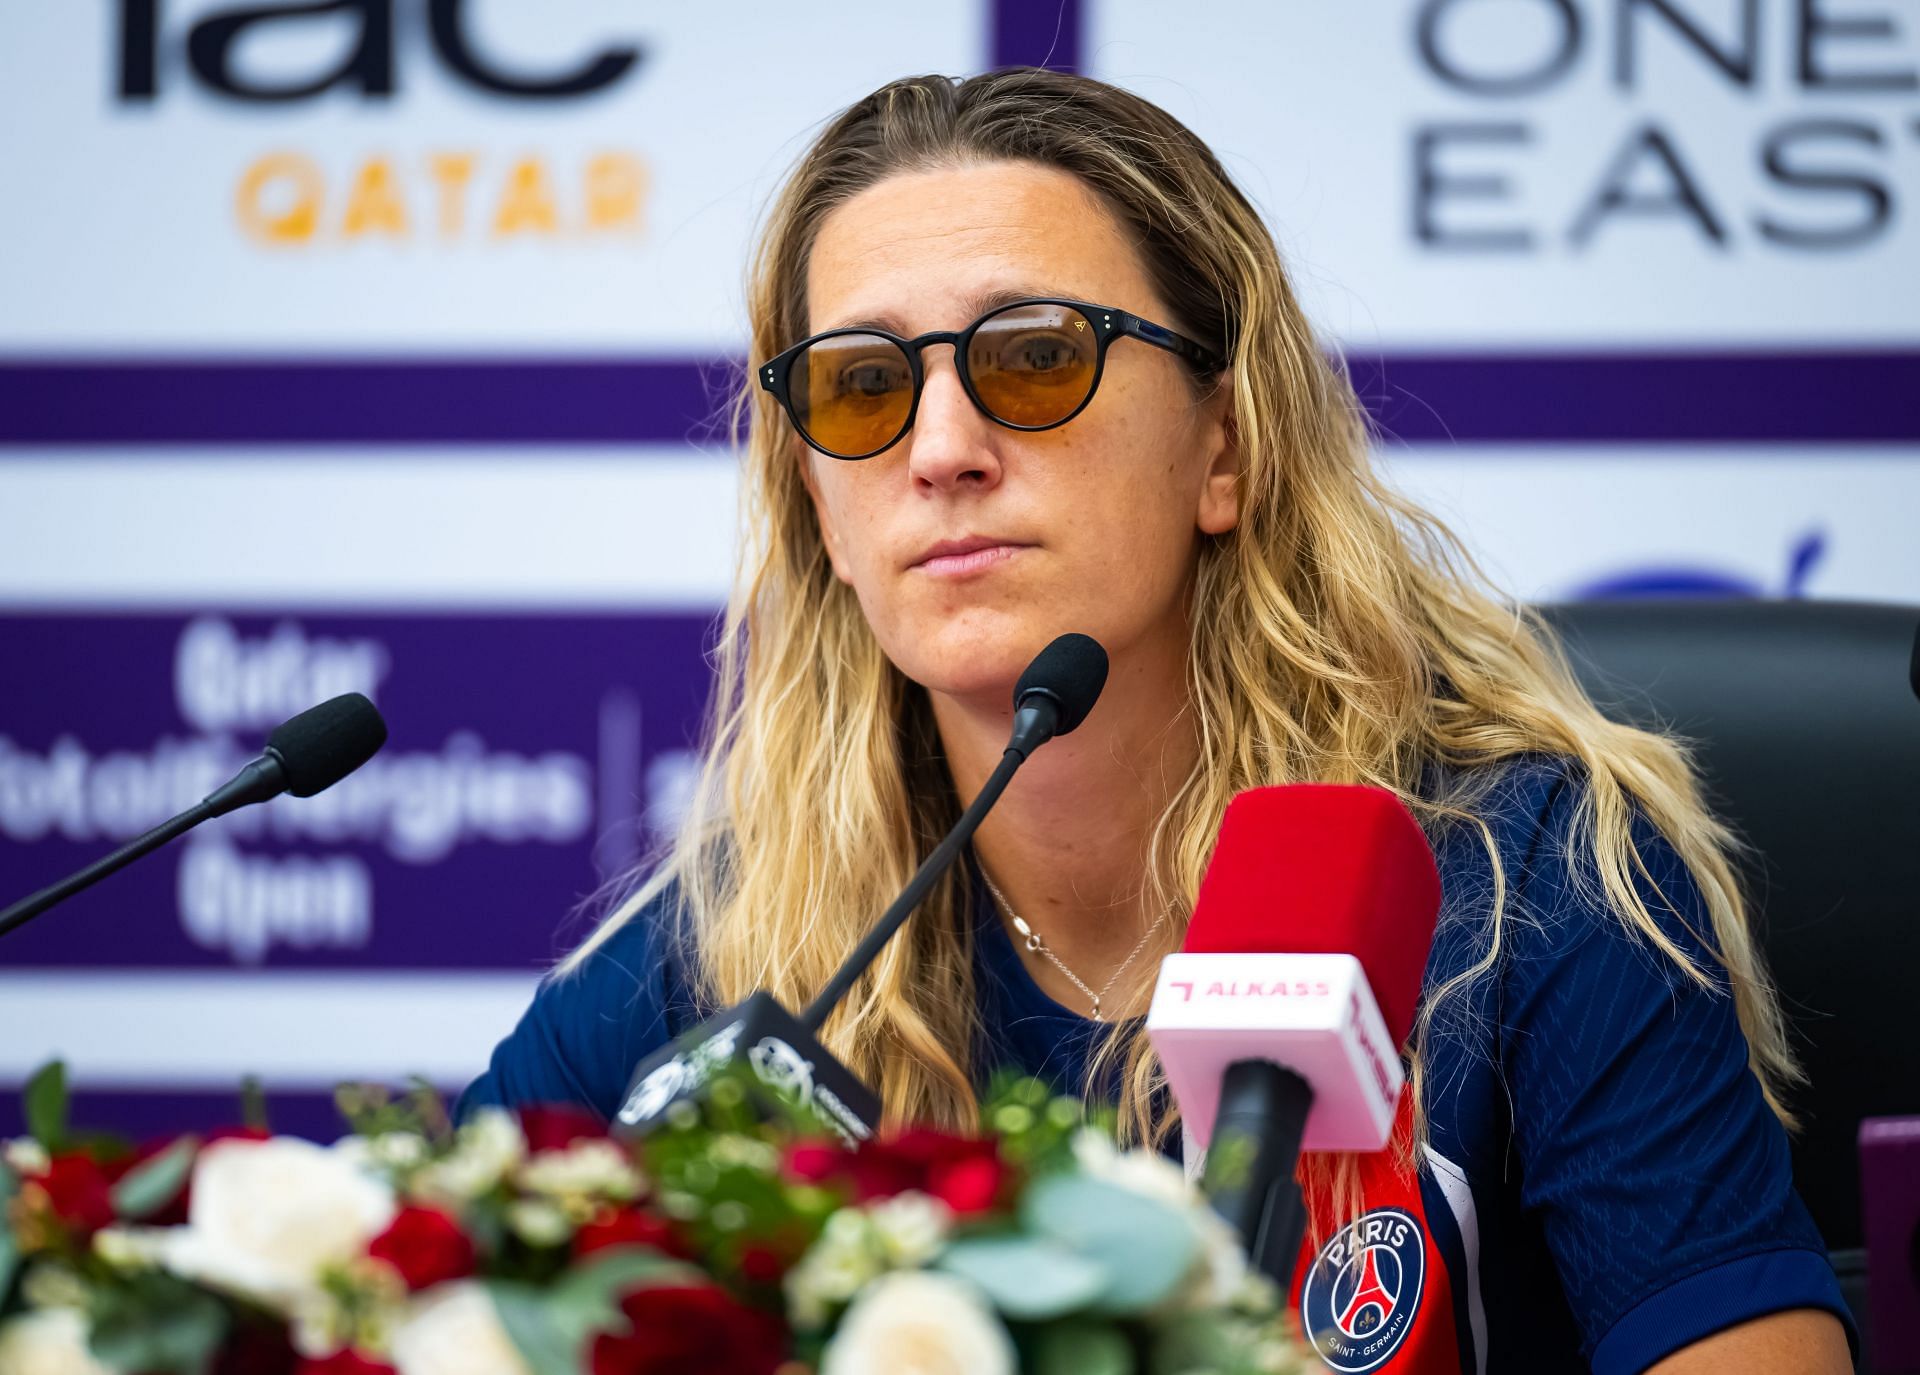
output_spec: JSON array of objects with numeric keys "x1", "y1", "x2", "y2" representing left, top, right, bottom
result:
[
  {"x1": 966, "y1": 303, "x2": 1098, "y2": 427},
  {"x1": 791, "y1": 333, "x2": 915, "y2": 457}
]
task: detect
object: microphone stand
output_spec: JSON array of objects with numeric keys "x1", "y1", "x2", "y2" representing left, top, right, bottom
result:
[
  {"x1": 0, "y1": 807, "x2": 212, "y2": 940},
  {"x1": 800, "y1": 722, "x2": 1037, "y2": 1029},
  {"x1": 0, "y1": 746, "x2": 306, "y2": 942},
  {"x1": 1204, "y1": 1059, "x2": 1315, "y2": 1291},
  {"x1": 610, "y1": 643, "x2": 1102, "y2": 1144}
]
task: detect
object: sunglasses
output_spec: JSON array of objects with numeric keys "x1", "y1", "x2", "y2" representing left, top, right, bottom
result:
[{"x1": 759, "y1": 296, "x2": 1226, "y2": 461}]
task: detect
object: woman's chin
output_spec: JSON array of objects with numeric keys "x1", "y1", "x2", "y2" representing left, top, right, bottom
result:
[{"x1": 891, "y1": 628, "x2": 1052, "y2": 710}]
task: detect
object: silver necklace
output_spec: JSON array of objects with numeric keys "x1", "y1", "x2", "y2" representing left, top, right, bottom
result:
[{"x1": 979, "y1": 869, "x2": 1171, "y2": 1022}]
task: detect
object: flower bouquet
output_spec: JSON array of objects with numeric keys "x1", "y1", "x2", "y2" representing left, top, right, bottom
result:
[{"x1": 1, "y1": 1061, "x2": 1308, "y2": 1374}]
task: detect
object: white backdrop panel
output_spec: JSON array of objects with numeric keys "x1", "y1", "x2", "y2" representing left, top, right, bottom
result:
[
  {"x1": 1381, "y1": 444, "x2": 1920, "y2": 601},
  {"x1": 1088, "y1": 0, "x2": 1920, "y2": 348},
  {"x1": 0, "y1": 2, "x2": 982, "y2": 352}
]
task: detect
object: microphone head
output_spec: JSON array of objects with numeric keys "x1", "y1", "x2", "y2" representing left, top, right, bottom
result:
[
  {"x1": 265, "y1": 693, "x2": 389, "y2": 798},
  {"x1": 1183, "y1": 784, "x2": 1441, "y2": 1047},
  {"x1": 1013, "y1": 633, "x2": 1109, "y2": 736}
]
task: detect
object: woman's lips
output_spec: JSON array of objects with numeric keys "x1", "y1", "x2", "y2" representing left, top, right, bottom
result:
[{"x1": 910, "y1": 539, "x2": 1032, "y2": 577}]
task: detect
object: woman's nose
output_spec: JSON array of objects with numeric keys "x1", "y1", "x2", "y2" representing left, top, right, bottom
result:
[{"x1": 904, "y1": 349, "x2": 1003, "y2": 493}]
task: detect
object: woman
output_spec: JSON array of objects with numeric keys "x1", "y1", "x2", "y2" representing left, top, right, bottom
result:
[{"x1": 461, "y1": 69, "x2": 1853, "y2": 1372}]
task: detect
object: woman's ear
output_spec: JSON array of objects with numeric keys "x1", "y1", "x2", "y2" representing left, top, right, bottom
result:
[
  {"x1": 1195, "y1": 380, "x2": 1240, "y2": 537},
  {"x1": 798, "y1": 451, "x2": 855, "y2": 584}
]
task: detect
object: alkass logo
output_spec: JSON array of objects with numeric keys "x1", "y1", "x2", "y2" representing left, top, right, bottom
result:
[
  {"x1": 1300, "y1": 1207, "x2": 1426, "y2": 1372},
  {"x1": 1168, "y1": 978, "x2": 1334, "y2": 1001}
]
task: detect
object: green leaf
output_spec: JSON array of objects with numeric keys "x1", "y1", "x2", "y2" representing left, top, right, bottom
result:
[
  {"x1": 88, "y1": 1273, "x2": 229, "y2": 1374},
  {"x1": 1031, "y1": 1320, "x2": 1136, "y2": 1375},
  {"x1": 67, "y1": 1130, "x2": 136, "y2": 1164},
  {"x1": 487, "y1": 1281, "x2": 581, "y2": 1375},
  {"x1": 239, "y1": 1075, "x2": 269, "y2": 1134},
  {"x1": 490, "y1": 1247, "x2": 707, "y2": 1375},
  {"x1": 24, "y1": 1060, "x2": 69, "y2": 1151},
  {"x1": 937, "y1": 1236, "x2": 1108, "y2": 1320},
  {"x1": 1150, "y1": 1309, "x2": 1289, "y2": 1375},
  {"x1": 1021, "y1": 1174, "x2": 1198, "y2": 1315},
  {"x1": 0, "y1": 1158, "x2": 18, "y2": 1301},
  {"x1": 110, "y1": 1136, "x2": 199, "y2": 1220},
  {"x1": 549, "y1": 1244, "x2": 706, "y2": 1321}
]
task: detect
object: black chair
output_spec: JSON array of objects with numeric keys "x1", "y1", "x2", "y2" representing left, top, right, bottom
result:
[{"x1": 1540, "y1": 598, "x2": 1920, "y2": 1365}]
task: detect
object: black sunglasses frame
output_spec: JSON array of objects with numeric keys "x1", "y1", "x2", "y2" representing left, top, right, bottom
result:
[{"x1": 758, "y1": 296, "x2": 1227, "y2": 461}]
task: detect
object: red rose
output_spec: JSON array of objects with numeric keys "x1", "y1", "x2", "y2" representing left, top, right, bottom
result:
[
  {"x1": 575, "y1": 1205, "x2": 692, "y2": 1260},
  {"x1": 38, "y1": 1154, "x2": 116, "y2": 1238},
  {"x1": 737, "y1": 1244, "x2": 790, "y2": 1286},
  {"x1": 590, "y1": 1285, "x2": 786, "y2": 1375},
  {"x1": 783, "y1": 1130, "x2": 1008, "y2": 1213},
  {"x1": 366, "y1": 1206, "x2": 475, "y2": 1291},
  {"x1": 782, "y1": 1140, "x2": 844, "y2": 1185},
  {"x1": 212, "y1": 1315, "x2": 299, "y2": 1375},
  {"x1": 295, "y1": 1353, "x2": 398, "y2": 1375},
  {"x1": 927, "y1": 1153, "x2": 1010, "y2": 1216},
  {"x1": 519, "y1": 1104, "x2": 608, "y2": 1153},
  {"x1": 859, "y1": 1128, "x2": 1004, "y2": 1203}
]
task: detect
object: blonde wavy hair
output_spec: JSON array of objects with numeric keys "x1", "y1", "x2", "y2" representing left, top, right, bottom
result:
[{"x1": 567, "y1": 69, "x2": 1797, "y2": 1215}]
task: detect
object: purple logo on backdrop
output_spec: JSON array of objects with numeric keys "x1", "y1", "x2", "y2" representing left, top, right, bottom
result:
[
  {"x1": 0, "y1": 613, "x2": 714, "y2": 970},
  {"x1": 1573, "y1": 529, "x2": 1825, "y2": 600}
]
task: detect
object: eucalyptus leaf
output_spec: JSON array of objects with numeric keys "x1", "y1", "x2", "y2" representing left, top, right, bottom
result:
[
  {"x1": 937, "y1": 1235, "x2": 1108, "y2": 1320},
  {"x1": 1030, "y1": 1319, "x2": 1136, "y2": 1375},
  {"x1": 1021, "y1": 1173, "x2": 1198, "y2": 1315},
  {"x1": 88, "y1": 1275, "x2": 228, "y2": 1375},
  {"x1": 552, "y1": 1245, "x2": 706, "y2": 1311},
  {"x1": 1151, "y1": 1309, "x2": 1271, "y2": 1375},
  {"x1": 70, "y1": 1131, "x2": 137, "y2": 1163},
  {"x1": 491, "y1": 1247, "x2": 709, "y2": 1375},
  {"x1": 24, "y1": 1060, "x2": 68, "y2": 1151},
  {"x1": 239, "y1": 1075, "x2": 269, "y2": 1133},
  {"x1": 0, "y1": 1158, "x2": 17, "y2": 1301},
  {"x1": 111, "y1": 1136, "x2": 199, "y2": 1220},
  {"x1": 487, "y1": 1280, "x2": 581, "y2": 1375}
]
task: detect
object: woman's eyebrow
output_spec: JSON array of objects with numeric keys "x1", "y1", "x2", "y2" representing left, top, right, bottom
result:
[{"x1": 822, "y1": 284, "x2": 1065, "y2": 335}]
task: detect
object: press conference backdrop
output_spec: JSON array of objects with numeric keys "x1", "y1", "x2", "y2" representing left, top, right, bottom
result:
[{"x1": 1, "y1": 4, "x2": 1916, "y2": 1151}]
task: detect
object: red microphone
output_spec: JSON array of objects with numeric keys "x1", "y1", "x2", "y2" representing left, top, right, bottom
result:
[{"x1": 1146, "y1": 784, "x2": 1442, "y2": 1283}]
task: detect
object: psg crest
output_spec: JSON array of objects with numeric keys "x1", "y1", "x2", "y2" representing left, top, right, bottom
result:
[{"x1": 1300, "y1": 1207, "x2": 1426, "y2": 1371}]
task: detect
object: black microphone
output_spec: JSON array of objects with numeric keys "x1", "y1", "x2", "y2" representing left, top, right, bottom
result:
[
  {"x1": 610, "y1": 633, "x2": 1109, "y2": 1145},
  {"x1": 0, "y1": 693, "x2": 388, "y2": 941},
  {"x1": 1909, "y1": 619, "x2": 1918, "y2": 703}
]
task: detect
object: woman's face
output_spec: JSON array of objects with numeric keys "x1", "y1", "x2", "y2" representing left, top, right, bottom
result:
[{"x1": 799, "y1": 160, "x2": 1237, "y2": 707}]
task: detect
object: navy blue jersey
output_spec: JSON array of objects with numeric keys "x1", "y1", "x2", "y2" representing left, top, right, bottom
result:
[{"x1": 458, "y1": 755, "x2": 1853, "y2": 1372}]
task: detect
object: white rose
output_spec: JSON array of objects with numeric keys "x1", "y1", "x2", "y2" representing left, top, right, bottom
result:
[
  {"x1": 389, "y1": 1282, "x2": 531, "y2": 1375},
  {"x1": 92, "y1": 1225, "x2": 169, "y2": 1271},
  {"x1": 515, "y1": 1139, "x2": 639, "y2": 1205},
  {"x1": 412, "y1": 1111, "x2": 525, "y2": 1206},
  {"x1": 785, "y1": 1206, "x2": 886, "y2": 1329},
  {"x1": 0, "y1": 1308, "x2": 115, "y2": 1375},
  {"x1": 1182, "y1": 1201, "x2": 1254, "y2": 1309},
  {"x1": 504, "y1": 1198, "x2": 572, "y2": 1247},
  {"x1": 1070, "y1": 1130, "x2": 1251, "y2": 1309},
  {"x1": 821, "y1": 1271, "x2": 1016, "y2": 1375},
  {"x1": 332, "y1": 1130, "x2": 430, "y2": 1177},
  {"x1": 1073, "y1": 1129, "x2": 1192, "y2": 1205},
  {"x1": 3, "y1": 1137, "x2": 51, "y2": 1177},
  {"x1": 866, "y1": 1191, "x2": 952, "y2": 1268},
  {"x1": 20, "y1": 1262, "x2": 89, "y2": 1310},
  {"x1": 157, "y1": 1137, "x2": 397, "y2": 1310}
]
